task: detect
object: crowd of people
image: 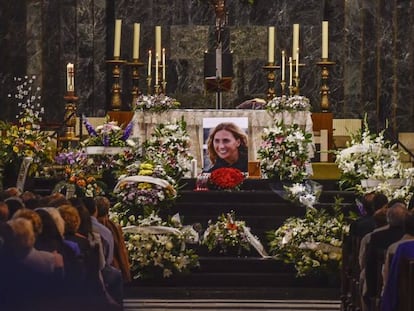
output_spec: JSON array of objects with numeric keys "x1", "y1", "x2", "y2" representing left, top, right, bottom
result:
[
  {"x1": 0, "y1": 187, "x2": 131, "y2": 311},
  {"x1": 347, "y1": 192, "x2": 414, "y2": 311}
]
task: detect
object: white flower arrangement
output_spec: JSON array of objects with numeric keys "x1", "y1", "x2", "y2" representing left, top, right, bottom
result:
[
  {"x1": 121, "y1": 211, "x2": 199, "y2": 279},
  {"x1": 284, "y1": 180, "x2": 323, "y2": 209},
  {"x1": 335, "y1": 116, "x2": 411, "y2": 191},
  {"x1": 257, "y1": 121, "x2": 313, "y2": 182},
  {"x1": 0, "y1": 75, "x2": 53, "y2": 175},
  {"x1": 135, "y1": 94, "x2": 180, "y2": 113},
  {"x1": 143, "y1": 119, "x2": 193, "y2": 179},
  {"x1": 268, "y1": 200, "x2": 348, "y2": 277},
  {"x1": 265, "y1": 95, "x2": 311, "y2": 115}
]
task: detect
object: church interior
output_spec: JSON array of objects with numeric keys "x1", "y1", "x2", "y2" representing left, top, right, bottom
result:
[{"x1": 1, "y1": 1, "x2": 414, "y2": 310}]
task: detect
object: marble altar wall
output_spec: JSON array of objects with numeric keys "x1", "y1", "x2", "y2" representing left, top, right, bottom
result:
[{"x1": 0, "y1": 0, "x2": 413, "y2": 133}]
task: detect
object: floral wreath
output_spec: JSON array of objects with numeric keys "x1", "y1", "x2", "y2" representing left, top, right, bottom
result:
[
  {"x1": 120, "y1": 211, "x2": 199, "y2": 279},
  {"x1": 112, "y1": 161, "x2": 178, "y2": 225},
  {"x1": 202, "y1": 211, "x2": 267, "y2": 256},
  {"x1": 135, "y1": 94, "x2": 180, "y2": 113},
  {"x1": 257, "y1": 121, "x2": 312, "y2": 182},
  {"x1": 265, "y1": 95, "x2": 311, "y2": 115},
  {"x1": 335, "y1": 115, "x2": 413, "y2": 191},
  {"x1": 268, "y1": 199, "x2": 348, "y2": 277}
]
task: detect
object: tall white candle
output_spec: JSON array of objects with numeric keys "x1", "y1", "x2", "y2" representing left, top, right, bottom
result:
[
  {"x1": 322, "y1": 21, "x2": 329, "y2": 59},
  {"x1": 155, "y1": 26, "x2": 162, "y2": 59},
  {"x1": 292, "y1": 24, "x2": 299, "y2": 60},
  {"x1": 268, "y1": 26, "x2": 275, "y2": 63},
  {"x1": 296, "y1": 48, "x2": 299, "y2": 77},
  {"x1": 281, "y1": 50, "x2": 285, "y2": 81},
  {"x1": 162, "y1": 48, "x2": 166, "y2": 81},
  {"x1": 148, "y1": 50, "x2": 152, "y2": 76},
  {"x1": 113, "y1": 19, "x2": 122, "y2": 58},
  {"x1": 289, "y1": 56, "x2": 293, "y2": 86},
  {"x1": 155, "y1": 53, "x2": 159, "y2": 84},
  {"x1": 133, "y1": 23, "x2": 140, "y2": 60},
  {"x1": 66, "y1": 63, "x2": 74, "y2": 92}
]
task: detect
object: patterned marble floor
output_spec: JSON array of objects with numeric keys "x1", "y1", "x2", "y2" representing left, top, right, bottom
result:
[{"x1": 123, "y1": 299, "x2": 341, "y2": 310}]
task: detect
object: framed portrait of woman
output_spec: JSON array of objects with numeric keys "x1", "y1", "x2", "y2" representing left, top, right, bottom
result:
[{"x1": 202, "y1": 117, "x2": 249, "y2": 173}]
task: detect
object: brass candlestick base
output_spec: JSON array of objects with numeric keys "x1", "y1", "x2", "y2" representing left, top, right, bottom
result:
[
  {"x1": 291, "y1": 59, "x2": 305, "y2": 96},
  {"x1": 107, "y1": 58, "x2": 127, "y2": 111},
  {"x1": 161, "y1": 81, "x2": 167, "y2": 94},
  {"x1": 127, "y1": 59, "x2": 144, "y2": 109},
  {"x1": 263, "y1": 64, "x2": 278, "y2": 100},
  {"x1": 146, "y1": 76, "x2": 152, "y2": 95},
  {"x1": 316, "y1": 59, "x2": 336, "y2": 112},
  {"x1": 280, "y1": 80, "x2": 287, "y2": 96},
  {"x1": 152, "y1": 64, "x2": 166, "y2": 94},
  {"x1": 60, "y1": 93, "x2": 80, "y2": 149}
]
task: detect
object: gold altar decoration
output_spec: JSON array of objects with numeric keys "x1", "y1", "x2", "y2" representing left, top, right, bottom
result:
[
  {"x1": 107, "y1": 58, "x2": 127, "y2": 111},
  {"x1": 60, "y1": 92, "x2": 79, "y2": 148},
  {"x1": 316, "y1": 59, "x2": 336, "y2": 112},
  {"x1": 263, "y1": 63, "x2": 278, "y2": 100},
  {"x1": 127, "y1": 59, "x2": 144, "y2": 108}
]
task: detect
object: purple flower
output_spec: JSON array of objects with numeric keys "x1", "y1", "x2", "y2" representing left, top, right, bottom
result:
[
  {"x1": 122, "y1": 120, "x2": 134, "y2": 141},
  {"x1": 82, "y1": 116, "x2": 98, "y2": 136}
]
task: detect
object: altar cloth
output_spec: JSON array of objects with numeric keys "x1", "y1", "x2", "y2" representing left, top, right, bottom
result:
[{"x1": 131, "y1": 109, "x2": 314, "y2": 170}]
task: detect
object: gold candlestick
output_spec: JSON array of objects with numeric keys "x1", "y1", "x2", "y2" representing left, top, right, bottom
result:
[
  {"x1": 127, "y1": 59, "x2": 144, "y2": 108},
  {"x1": 316, "y1": 59, "x2": 336, "y2": 111},
  {"x1": 263, "y1": 63, "x2": 278, "y2": 100},
  {"x1": 292, "y1": 60, "x2": 305, "y2": 96},
  {"x1": 146, "y1": 76, "x2": 152, "y2": 95},
  {"x1": 152, "y1": 64, "x2": 166, "y2": 95},
  {"x1": 280, "y1": 80, "x2": 286, "y2": 96},
  {"x1": 59, "y1": 92, "x2": 80, "y2": 149},
  {"x1": 107, "y1": 58, "x2": 126, "y2": 111}
]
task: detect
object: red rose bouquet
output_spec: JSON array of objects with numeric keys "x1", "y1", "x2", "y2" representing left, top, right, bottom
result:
[{"x1": 209, "y1": 167, "x2": 245, "y2": 191}]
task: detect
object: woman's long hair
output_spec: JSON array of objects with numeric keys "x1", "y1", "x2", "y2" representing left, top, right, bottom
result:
[{"x1": 207, "y1": 122, "x2": 248, "y2": 165}]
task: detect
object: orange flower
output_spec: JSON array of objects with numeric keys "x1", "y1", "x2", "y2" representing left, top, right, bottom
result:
[
  {"x1": 87, "y1": 176, "x2": 96, "y2": 183},
  {"x1": 76, "y1": 179, "x2": 86, "y2": 187},
  {"x1": 69, "y1": 175, "x2": 77, "y2": 183},
  {"x1": 226, "y1": 222, "x2": 238, "y2": 231}
]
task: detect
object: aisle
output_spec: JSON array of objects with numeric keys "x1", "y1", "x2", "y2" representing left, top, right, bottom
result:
[{"x1": 123, "y1": 299, "x2": 340, "y2": 310}]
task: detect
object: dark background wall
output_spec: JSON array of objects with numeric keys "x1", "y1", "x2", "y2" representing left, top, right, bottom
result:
[{"x1": 0, "y1": 0, "x2": 413, "y2": 135}]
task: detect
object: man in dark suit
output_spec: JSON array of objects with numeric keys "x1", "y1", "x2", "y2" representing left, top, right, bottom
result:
[{"x1": 364, "y1": 201, "x2": 408, "y2": 308}]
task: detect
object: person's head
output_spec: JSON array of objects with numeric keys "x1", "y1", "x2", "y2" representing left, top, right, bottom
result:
[
  {"x1": 82, "y1": 197, "x2": 97, "y2": 217},
  {"x1": 370, "y1": 193, "x2": 388, "y2": 215},
  {"x1": 386, "y1": 203, "x2": 408, "y2": 227},
  {"x1": 207, "y1": 122, "x2": 248, "y2": 165},
  {"x1": 7, "y1": 217, "x2": 35, "y2": 258},
  {"x1": 373, "y1": 207, "x2": 388, "y2": 227},
  {"x1": 58, "y1": 204, "x2": 81, "y2": 235},
  {"x1": 41, "y1": 207, "x2": 65, "y2": 238},
  {"x1": 12, "y1": 208, "x2": 43, "y2": 237},
  {"x1": 4, "y1": 196, "x2": 25, "y2": 218},
  {"x1": 94, "y1": 196, "x2": 111, "y2": 219},
  {"x1": 0, "y1": 202, "x2": 9, "y2": 221}
]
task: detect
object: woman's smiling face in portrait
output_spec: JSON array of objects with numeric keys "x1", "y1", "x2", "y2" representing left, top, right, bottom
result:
[{"x1": 213, "y1": 129, "x2": 241, "y2": 164}]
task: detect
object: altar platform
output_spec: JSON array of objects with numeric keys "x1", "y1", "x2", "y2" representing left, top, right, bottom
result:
[{"x1": 123, "y1": 178, "x2": 355, "y2": 301}]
